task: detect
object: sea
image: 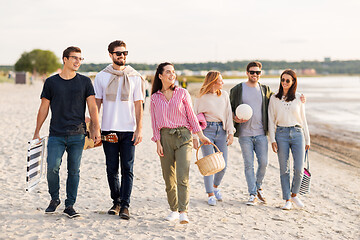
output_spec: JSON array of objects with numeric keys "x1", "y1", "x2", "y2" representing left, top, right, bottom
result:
[{"x1": 222, "y1": 76, "x2": 360, "y2": 142}]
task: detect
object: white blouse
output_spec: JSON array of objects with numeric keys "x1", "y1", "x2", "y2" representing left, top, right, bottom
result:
[{"x1": 268, "y1": 92, "x2": 310, "y2": 145}]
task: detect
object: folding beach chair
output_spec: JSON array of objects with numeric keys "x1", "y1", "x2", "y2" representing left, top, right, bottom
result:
[{"x1": 26, "y1": 137, "x2": 47, "y2": 192}]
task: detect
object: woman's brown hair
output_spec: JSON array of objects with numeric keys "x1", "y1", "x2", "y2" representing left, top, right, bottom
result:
[
  {"x1": 275, "y1": 69, "x2": 298, "y2": 102},
  {"x1": 198, "y1": 70, "x2": 222, "y2": 97}
]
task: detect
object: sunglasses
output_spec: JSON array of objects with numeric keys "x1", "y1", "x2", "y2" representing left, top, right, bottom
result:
[
  {"x1": 249, "y1": 71, "x2": 261, "y2": 75},
  {"x1": 281, "y1": 79, "x2": 292, "y2": 83},
  {"x1": 112, "y1": 51, "x2": 128, "y2": 56}
]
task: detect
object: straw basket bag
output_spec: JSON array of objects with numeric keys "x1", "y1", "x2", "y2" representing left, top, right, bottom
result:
[{"x1": 195, "y1": 142, "x2": 225, "y2": 176}]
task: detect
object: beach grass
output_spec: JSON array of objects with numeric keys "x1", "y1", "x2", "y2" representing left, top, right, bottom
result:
[{"x1": 0, "y1": 75, "x2": 13, "y2": 83}]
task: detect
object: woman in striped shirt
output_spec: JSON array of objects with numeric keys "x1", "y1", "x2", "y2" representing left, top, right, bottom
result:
[
  {"x1": 193, "y1": 71, "x2": 234, "y2": 206},
  {"x1": 150, "y1": 62, "x2": 211, "y2": 224}
]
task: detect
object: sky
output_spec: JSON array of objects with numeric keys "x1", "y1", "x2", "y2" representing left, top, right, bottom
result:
[{"x1": 1, "y1": 0, "x2": 359, "y2": 65}]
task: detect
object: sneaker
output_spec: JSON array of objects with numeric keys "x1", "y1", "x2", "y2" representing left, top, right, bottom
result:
[
  {"x1": 291, "y1": 196, "x2": 304, "y2": 208},
  {"x1": 45, "y1": 199, "x2": 61, "y2": 214},
  {"x1": 119, "y1": 207, "x2": 130, "y2": 220},
  {"x1": 63, "y1": 206, "x2": 80, "y2": 218},
  {"x1": 282, "y1": 200, "x2": 292, "y2": 210},
  {"x1": 165, "y1": 211, "x2": 179, "y2": 221},
  {"x1": 208, "y1": 196, "x2": 216, "y2": 206},
  {"x1": 257, "y1": 189, "x2": 267, "y2": 203},
  {"x1": 214, "y1": 189, "x2": 223, "y2": 201},
  {"x1": 179, "y1": 212, "x2": 189, "y2": 224},
  {"x1": 246, "y1": 195, "x2": 257, "y2": 206},
  {"x1": 108, "y1": 204, "x2": 121, "y2": 215}
]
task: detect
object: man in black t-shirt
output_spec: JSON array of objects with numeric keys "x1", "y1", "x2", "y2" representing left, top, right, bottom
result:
[{"x1": 33, "y1": 46, "x2": 100, "y2": 218}]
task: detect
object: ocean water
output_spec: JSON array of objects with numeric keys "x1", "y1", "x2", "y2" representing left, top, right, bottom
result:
[{"x1": 223, "y1": 76, "x2": 360, "y2": 135}]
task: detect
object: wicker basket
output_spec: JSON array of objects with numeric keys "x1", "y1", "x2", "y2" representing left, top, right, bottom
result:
[{"x1": 195, "y1": 142, "x2": 225, "y2": 176}]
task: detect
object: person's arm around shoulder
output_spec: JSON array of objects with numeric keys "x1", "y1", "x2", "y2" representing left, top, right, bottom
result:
[
  {"x1": 87, "y1": 96, "x2": 101, "y2": 144},
  {"x1": 33, "y1": 98, "x2": 50, "y2": 140}
]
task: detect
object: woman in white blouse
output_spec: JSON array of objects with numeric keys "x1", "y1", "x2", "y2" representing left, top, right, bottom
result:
[
  {"x1": 193, "y1": 71, "x2": 234, "y2": 206},
  {"x1": 268, "y1": 69, "x2": 310, "y2": 210}
]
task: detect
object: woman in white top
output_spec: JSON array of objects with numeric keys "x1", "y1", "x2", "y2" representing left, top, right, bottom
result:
[
  {"x1": 193, "y1": 71, "x2": 234, "y2": 206},
  {"x1": 268, "y1": 69, "x2": 310, "y2": 210}
]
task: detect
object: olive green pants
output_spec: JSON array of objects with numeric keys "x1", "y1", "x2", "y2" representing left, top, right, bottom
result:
[{"x1": 160, "y1": 127, "x2": 193, "y2": 212}]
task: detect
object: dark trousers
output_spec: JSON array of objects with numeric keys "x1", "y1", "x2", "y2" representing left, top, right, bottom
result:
[{"x1": 102, "y1": 131, "x2": 135, "y2": 208}]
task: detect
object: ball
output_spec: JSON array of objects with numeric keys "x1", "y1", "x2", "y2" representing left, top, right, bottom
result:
[{"x1": 235, "y1": 104, "x2": 253, "y2": 120}]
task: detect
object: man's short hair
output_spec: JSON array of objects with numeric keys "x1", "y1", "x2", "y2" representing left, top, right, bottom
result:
[
  {"x1": 246, "y1": 61, "x2": 262, "y2": 72},
  {"x1": 62, "y1": 46, "x2": 81, "y2": 60},
  {"x1": 108, "y1": 40, "x2": 126, "y2": 53}
]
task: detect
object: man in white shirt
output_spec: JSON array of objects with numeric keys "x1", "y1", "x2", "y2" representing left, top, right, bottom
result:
[{"x1": 94, "y1": 40, "x2": 143, "y2": 220}]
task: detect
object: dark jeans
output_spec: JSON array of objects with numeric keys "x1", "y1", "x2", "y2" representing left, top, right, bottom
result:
[
  {"x1": 46, "y1": 134, "x2": 85, "y2": 207},
  {"x1": 102, "y1": 131, "x2": 135, "y2": 208}
]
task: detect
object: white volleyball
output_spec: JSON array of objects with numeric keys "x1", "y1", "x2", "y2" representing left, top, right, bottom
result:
[{"x1": 235, "y1": 104, "x2": 253, "y2": 120}]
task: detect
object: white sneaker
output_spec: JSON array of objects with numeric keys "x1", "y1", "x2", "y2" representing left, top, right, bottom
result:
[
  {"x1": 246, "y1": 195, "x2": 257, "y2": 206},
  {"x1": 291, "y1": 196, "x2": 304, "y2": 208},
  {"x1": 165, "y1": 211, "x2": 179, "y2": 221},
  {"x1": 179, "y1": 212, "x2": 189, "y2": 224},
  {"x1": 282, "y1": 201, "x2": 292, "y2": 210},
  {"x1": 208, "y1": 196, "x2": 216, "y2": 206},
  {"x1": 214, "y1": 188, "x2": 223, "y2": 201}
]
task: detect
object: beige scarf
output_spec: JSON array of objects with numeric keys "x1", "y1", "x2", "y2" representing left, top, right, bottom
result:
[{"x1": 103, "y1": 64, "x2": 145, "y2": 101}]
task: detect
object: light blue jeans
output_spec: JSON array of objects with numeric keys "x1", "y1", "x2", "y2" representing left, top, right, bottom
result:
[
  {"x1": 275, "y1": 126, "x2": 305, "y2": 200},
  {"x1": 200, "y1": 122, "x2": 228, "y2": 194},
  {"x1": 238, "y1": 135, "x2": 268, "y2": 196}
]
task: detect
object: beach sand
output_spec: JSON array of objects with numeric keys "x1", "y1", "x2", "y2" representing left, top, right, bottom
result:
[{"x1": 0, "y1": 81, "x2": 359, "y2": 239}]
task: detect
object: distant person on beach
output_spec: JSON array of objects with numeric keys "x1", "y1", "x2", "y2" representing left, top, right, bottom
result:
[
  {"x1": 181, "y1": 78, "x2": 188, "y2": 89},
  {"x1": 150, "y1": 62, "x2": 211, "y2": 224},
  {"x1": 94, "y1": 40, "x2": 144, "y2": 220},
  {"x1": 33, "y1": 46, "x2": 101, "y2": 218},
  {"x1": 268, "y1": 69, "x2": 310, "y2": 210},
  {"x1": 193, "y1": 70, "x2": 234, "y2": 206}
]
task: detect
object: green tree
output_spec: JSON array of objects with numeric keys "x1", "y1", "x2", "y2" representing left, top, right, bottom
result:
[{"x1": 14, "y1": 49, "x2": 61, "y2": 76}]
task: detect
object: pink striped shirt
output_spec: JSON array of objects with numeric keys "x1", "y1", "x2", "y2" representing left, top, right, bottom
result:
[{"x1": 150, "y1": 87, "x2": 201, "y2": 142}]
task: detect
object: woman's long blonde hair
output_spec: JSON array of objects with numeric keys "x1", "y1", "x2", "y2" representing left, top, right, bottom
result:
[{"x1": 198, "y1": 71, "x2": 222, "y2": 97}]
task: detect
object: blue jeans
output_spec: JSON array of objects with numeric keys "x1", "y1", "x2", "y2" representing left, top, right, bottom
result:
[
  {"x1": 102, "y1": 131, "x2": 135, "y2": 208},
  {"x1": 238, "y1": 135, "x2": 268, "y2": 196},
  {"x1": 200, "y1": 122, "x2": 228, "y2": 194},
  {"x1": 46, "y1": 134, "x2": 85, "y2": 207},
  {"x1": 275, "y1": 126, "x2": 305, "y2": 200}
]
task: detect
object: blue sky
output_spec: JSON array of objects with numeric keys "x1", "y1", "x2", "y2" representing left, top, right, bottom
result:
[{"x1": 1, "y1": 0, "x2": 359, "y2": 65}]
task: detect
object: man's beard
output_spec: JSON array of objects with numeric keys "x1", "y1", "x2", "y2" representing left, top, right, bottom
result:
[{"x1": 113, "y1": 59, "x2": 125, "y2": 66}]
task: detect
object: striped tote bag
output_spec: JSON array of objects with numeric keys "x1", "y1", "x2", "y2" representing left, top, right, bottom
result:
[{"x1": 299, "y1": 150, "x2": 311, "y2": 195}]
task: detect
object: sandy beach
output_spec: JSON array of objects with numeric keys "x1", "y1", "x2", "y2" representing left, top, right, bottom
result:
[{"x1": 0, "y1": 81, "x2": 359, "y2": 240}]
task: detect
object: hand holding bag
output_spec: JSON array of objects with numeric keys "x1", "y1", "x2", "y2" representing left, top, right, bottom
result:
[{"x1": 299, "y1": 150, "x2": 311, "y2": 195}]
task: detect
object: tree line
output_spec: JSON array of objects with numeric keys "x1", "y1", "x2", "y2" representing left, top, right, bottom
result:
[
  {"x1": 78, "y1": 60, "x2": 360, "y2": 74},
  {"x1": 5, "y1": 49, "x2": 360, "y2": 75}
]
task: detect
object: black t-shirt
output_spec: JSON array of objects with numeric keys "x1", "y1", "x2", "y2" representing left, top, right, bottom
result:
[{"x1": 41, "y1": 73, "x2": 95, "y2": 136}]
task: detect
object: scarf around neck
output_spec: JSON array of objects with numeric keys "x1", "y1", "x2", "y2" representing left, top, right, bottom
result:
[{"x1": 103, "y1": 64, "x2": 145, "y2": 101}]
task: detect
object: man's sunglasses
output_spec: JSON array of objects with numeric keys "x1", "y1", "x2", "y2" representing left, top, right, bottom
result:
[
  {"x1": 112, "y1": 51, "x2": 128, "y2": 56},
  {"x1": 249, "y1": 71, "x2": 261, "y2": 75},
  {"x1": 281, "y1": 79, "x2": 292, "y2": 83}
]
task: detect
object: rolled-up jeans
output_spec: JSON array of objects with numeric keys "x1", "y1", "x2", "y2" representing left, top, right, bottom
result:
[
  {"x1": 238, "y1": 135, "x2": 268, "y2": 196},
  {"x1": 46, "y1": 134, "x2": 85, "y2": 207},
  {"x1": 200, "y1": 122, "x2": 228, "y2": 194},
  {"x1": 160, "y1": 127, "x2": 193, "y2": 212},
  {"x1": 102, "y1": 131, "x2": 135, "y2": 208},
  {"x1": 275, "y1": 126, "x2": 305, "y2": 200}
]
